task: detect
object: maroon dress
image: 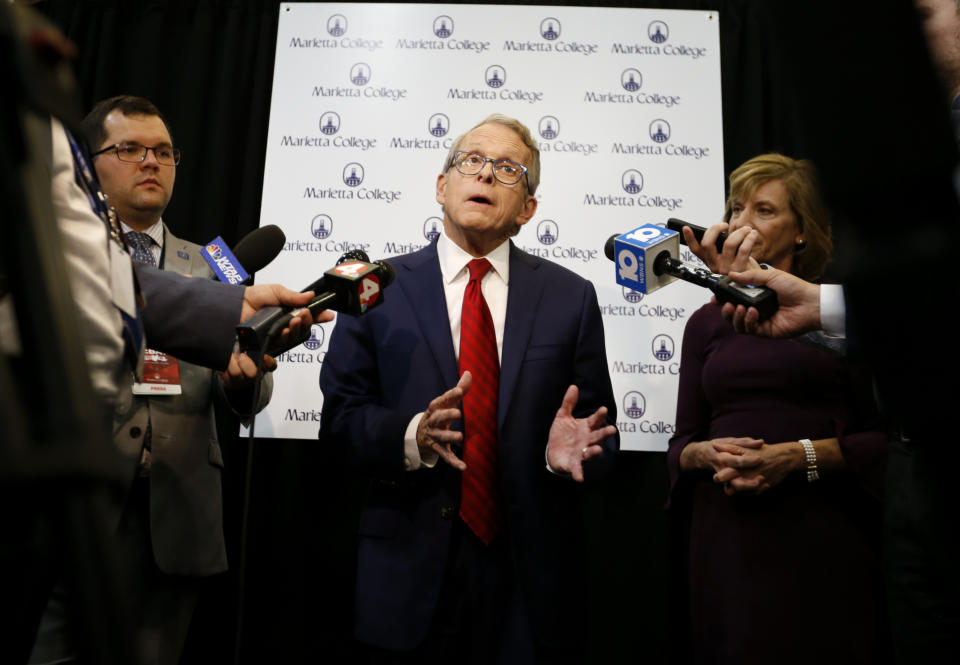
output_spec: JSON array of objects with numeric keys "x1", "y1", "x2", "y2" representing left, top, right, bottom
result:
[{"x1": 667, "y1": 303, "x2": 889, "y2": 665}]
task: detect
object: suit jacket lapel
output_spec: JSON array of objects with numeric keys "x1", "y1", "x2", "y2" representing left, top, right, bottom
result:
[
  {"x1": 499, "y1": 243, "x2": 545, "y2": 429},
  {"x1": 161, "y1": 225, "x2": 211, "y2": 278},
  {"x1": 396, "y1": 242, "x2": 459, "y2": 388}
]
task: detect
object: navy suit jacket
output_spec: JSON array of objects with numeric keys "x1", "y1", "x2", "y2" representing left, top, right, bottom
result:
[{"x1": 319, "y1": 239, "x2": 618, "y2": 651}]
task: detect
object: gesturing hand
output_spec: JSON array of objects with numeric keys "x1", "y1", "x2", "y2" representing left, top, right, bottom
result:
[
  {"x1": 416, "y1": 372, "x2": 472, "y2": 471},
  {"x1": 546, "y1": 385, "x2": 617, "y2": 482}
]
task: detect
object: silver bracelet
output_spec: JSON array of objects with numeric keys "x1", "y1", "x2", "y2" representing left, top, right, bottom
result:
[{"x1": 800, "y1": 438, "x2": 819, "y2": 482}]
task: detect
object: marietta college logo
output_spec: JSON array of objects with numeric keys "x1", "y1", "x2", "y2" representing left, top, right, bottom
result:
[
  {"x1": 650, "y1": 119, "x2": 671, "y2": 143},
  {"x1": 622, "y1": 170, "x2": 644, "y2": 194},
  {"x1": 433, "y1": 15, "x2": 454, "y2": 37},
  {"x1": 538, "y1": 116, "x2": 559, "y2": 140},
  {"x1": 320, "y1": 112, "x2": 340, "y2": 135},
  {"x1": 350, "y1": 63, "x2": 370, "y2": 86},
  {"x1": 623, "y1": 391, "x2": 646, "y2": 419},
  {"x1": 311, "y1": 214, "x2": 333, "y2": 239},
  {"x1": 652, "y1": 334, "x2": 675, "y2": 361},
  {"x1": 327, "y1": 14, "x2": 347, "y2": 37},
  {"x1": 537, "y1": 220, "x2": 558, "y2": 245},
  {"x1": 621, "y1": 68, "x2": 642, "y2": 92},
  {"x1": 485, "y1": 65, "x2": 506, "y2": 88},
  {"x1": 623, "y1": 286, "x2": 643, "y2": 303},
  {"x1": 343, "y1": 163, "x2": 364, "y2": 187},
  {"x1": 424, "y1": 217, "x2": 442, "y2": 241},
  {"x1": 648, "y1": 20, "x2": 669, "y2": 44},
  {"x1": 303, "y1": 325, "x2": 325, "y2": 351},
  {"x1": 428, "y1": 113, "x2": 449, "y2": 137},
  {"x1": 540, "y1": 17, "x2": 560, "y2": 40}
]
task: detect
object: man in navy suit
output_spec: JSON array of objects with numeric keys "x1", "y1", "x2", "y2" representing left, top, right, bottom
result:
[{"x1": 319, "y1": 115, "x2": 618, "y2": 664}]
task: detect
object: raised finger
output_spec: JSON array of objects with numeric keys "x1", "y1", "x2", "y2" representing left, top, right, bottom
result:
[
  {"x1": 432, "y1": 443, "x2": 467, "y2": 471},
  {"x1": 584, "y1": 405, "x2": 609, "y2": 430},
  {"x1": 682, "y1": 225, "x2": 703, "y2": 254},
  {"x1": 427, "y1": 385, "x2": 465, "y2": 412},
  {"x1": 556, "y1": 384, "x2": 579, "y2": 418},
  {"x1": 428, "y1": 429, "x2": 463, "y2": 447},
  {"x1": 426, "y1": 407, "x2": 461, "y2": 428}
]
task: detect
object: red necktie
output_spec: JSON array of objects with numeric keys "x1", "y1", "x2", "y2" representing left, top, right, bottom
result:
[{"x1": 458, "y1": 258, "x2": 502, "y2": 545}]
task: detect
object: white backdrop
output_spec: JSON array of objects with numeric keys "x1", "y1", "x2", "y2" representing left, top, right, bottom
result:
[{"x1": 251, "y1": 2, "x2": 725, "y2": 451}]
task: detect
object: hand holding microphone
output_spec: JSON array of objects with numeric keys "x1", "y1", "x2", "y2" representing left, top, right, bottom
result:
[
  {"x1": 605, "y1": 224, "x2": 779, "y2": 321},
  {"x1": 667, "y1": 218, "x2": 761, "y2": 275},
  {"x1": 236, "y1": 250, "x2": 394, "y2": 362}
]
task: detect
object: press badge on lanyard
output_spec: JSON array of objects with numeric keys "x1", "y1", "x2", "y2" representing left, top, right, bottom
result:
[{"x1": 133, "y1": 348, "x2": 183, "y2": 395}]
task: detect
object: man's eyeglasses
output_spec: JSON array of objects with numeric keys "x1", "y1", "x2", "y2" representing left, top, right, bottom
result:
[
  {"x1": 448, "y1": 150, "x2": 530, "y2": 190},
  {"x1": 92, "y1": 143, "x2": 182, "y2": 166}
]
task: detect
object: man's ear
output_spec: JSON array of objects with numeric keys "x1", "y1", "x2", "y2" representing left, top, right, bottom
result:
[
  {"x1": 515, "y1": 195, "x2": 538, "y2": 229},
  {"x1": 436, "y1": 173, "x2": 447, "y2": 205}
]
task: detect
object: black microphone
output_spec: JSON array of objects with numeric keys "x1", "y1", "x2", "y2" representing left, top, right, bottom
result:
[
  {"x1": 235, "y1": 250, "x2": 395, "y2": 361},
  {"x1": 605, "y1": 225, "x2": 778, "y2": 320},
  {"x1": 666, "y1": 218, "x2": 727, "y2": 254},
  {"x1": 232, "y1": 225, "x2": 286, "y2": 280},
  {"x1": 202, "y1": 225, "x2": 286, "y2": 285}
]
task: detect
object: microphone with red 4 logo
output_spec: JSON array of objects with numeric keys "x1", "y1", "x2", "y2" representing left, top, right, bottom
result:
[{"x1": 236, "y1": 250, "x2": 394, "y2": 362}]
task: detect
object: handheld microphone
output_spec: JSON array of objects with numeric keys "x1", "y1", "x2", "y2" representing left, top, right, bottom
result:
[
  {"x1": 605, "y1": 224, "x2": 778, "y2": 320},
  {"x1": 232, "y1": 225, "x2": 286, "y2": 281},
  {"x1": 201, "y1": 225, "x2": 286, "y2": 285},
  {"x1": 235, "y1": 250, "x2": 395, "y2": 361},
  {"x1": 666, "y1": 218, "x2": 727, "y2": 254}
]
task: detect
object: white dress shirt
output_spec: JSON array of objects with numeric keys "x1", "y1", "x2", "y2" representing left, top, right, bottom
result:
[{"x1": 403, "y1": 233, "x2": 511, "y2": 470}]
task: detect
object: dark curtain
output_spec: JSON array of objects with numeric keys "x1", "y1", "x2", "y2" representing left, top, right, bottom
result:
[{"x1": 32, "y1": 1, "x2": 955, "y2": 664}]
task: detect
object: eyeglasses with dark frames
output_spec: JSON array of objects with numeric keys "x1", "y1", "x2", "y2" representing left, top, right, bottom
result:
[
  {"x1": 448, "y1": 150, "x2": 530, "y2": 191},
  {"x1": 92, "y1": 142, "x2": 182, "y2": 166}
]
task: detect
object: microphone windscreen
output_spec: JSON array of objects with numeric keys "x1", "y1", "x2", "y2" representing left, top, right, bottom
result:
[
  {"x1": 376, "y1": 260, "x2": 396, "y2": 287},
  {"x1": 604, "y1": 234, "x2": 619, "y2": 261},
  {"x1": 233, "y1": 225, "x2": 286, "y2": 274}
]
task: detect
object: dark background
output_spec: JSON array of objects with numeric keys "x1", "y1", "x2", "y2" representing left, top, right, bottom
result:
[{"x1": 32, "y1": 1, "x2": 956, "y2": 663}]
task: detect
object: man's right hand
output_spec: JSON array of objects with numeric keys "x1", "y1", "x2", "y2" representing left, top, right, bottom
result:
[
  {"x1": 722, "y1": 268, "x2": 821, "y2": 338},
  {"x1": 416, "y1": 371, "x2": 472, "y2": 471}
]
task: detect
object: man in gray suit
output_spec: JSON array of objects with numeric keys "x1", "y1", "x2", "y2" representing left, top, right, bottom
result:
[{"x1": 29, "y1": 96, "x2": 275, "y2": 665}]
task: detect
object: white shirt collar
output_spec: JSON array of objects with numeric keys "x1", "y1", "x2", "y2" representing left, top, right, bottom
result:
[{"x1": 437, "y1": 231, "x2": 510, "y2": 285}]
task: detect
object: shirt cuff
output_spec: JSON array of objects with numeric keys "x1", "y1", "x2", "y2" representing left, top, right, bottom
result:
[
  {"x1": 403, "y1": 412, "x2": 437, "y2": 470},
  {"x1": 544, "y1": 445, "x2": 569, "y2": 477},
  {"x1": 819, "y1": 284, "x2": 846, "y2": 338}
]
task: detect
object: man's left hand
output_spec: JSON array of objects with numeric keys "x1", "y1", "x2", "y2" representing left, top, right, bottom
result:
[
  {"x1": 546, "y1": 385, "x2": 617, "y2": 482},
  {"x1": 241, "y1": 284, "x2": 335, "y2": 350},
  {"x1": 221, "y1": 350, "x2": 277, "y2": 389}
]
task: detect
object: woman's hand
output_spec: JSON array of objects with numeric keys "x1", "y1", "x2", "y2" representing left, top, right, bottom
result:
[
  {"x1": 683, "y1": 223, "x2": 762, "y2": 275},
  {"x1": 712, "y1": 441, "x2": 805, "y2": 495},
  {"x1": 679, "y1": 437, "x2": 765, "y2": 477}
]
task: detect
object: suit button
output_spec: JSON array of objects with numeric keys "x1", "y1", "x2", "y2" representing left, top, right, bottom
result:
[
  {"x1": 440, "y1": 506, "x2": 455, "y2": 520},
  {"x1": 130, "y1": 426, "x2": 142, "y2": 438}
]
